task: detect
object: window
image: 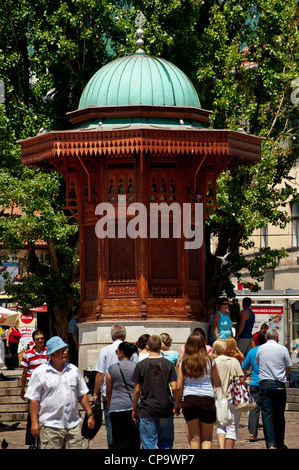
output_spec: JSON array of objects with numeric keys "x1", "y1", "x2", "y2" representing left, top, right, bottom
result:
[
  {"x1": 292, "y1": 203, "x2": 299, "y2": 247},
  {"x1": 149, "y1": 173, "x2": 177, "y2": 201},
  {"x1": 107, "y1": 173, "x2": 135, "y2": 202},
  {"x1": 261, "y1": 225, "x2": 268, "y2": 248}
]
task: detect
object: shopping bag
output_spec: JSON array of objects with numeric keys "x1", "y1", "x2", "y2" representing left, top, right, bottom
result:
[{"x1": 229, "y1": 378, "x2": 256, "y2": 412}]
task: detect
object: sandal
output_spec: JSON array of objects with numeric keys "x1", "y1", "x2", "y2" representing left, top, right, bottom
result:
[{"x1": 249, "y1": 434, "x2": 257, "y2": 442}]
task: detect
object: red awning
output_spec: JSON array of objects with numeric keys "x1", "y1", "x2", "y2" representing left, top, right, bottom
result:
[
  {"x1": 30, "y1": 305, "x2": 47, "y2": 313},
  {"x1": 17, "y1": 304, "x2": 47, "y2": 313}
]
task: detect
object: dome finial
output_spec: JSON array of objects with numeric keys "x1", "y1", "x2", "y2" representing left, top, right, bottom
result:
[{"x1": 135, "y1": 11, "x2": 146, "y2": 54}]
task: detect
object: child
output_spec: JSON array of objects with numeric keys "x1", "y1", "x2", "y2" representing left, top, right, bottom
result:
[{"x1": 132, "y1": 335, "x2": 177, "y2": 449}]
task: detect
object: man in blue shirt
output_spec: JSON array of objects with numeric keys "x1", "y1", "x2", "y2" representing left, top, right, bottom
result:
[{"x1": 242, "y1": 330, "x2": 267, "y2": 442}]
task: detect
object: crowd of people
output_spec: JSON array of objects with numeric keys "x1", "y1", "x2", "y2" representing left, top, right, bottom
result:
[{"x1": 18, "y1": 296, "x2": 293, "y2": 450}]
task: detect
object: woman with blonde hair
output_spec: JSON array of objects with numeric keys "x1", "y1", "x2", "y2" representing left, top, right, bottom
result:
[
  {"x1": 225, "y1": 337, "x2": 245, "y2": 364},
  {"x1": 212, "y1": 339, "x2": 227, "y2": 358},
  {"x1": 213, "y1": 339, "x2": 245, "y2": 449},
  {"x1": 160, "y1": 333, "x2": 180, "y2": 367},
  {"x1": 175, "y1": 333, "x2": 221, "y2": 449}
]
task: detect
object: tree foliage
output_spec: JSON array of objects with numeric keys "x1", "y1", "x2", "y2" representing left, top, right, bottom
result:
[
  {"x1": 0, "y1": 166, "x2": 80, "y2": 338},
  {"x1": 195, "y1": 0, "x2": 299, "y2": 307}
]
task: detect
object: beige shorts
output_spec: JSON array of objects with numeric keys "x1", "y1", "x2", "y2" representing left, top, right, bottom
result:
[{"x1": 39, "y1": 423, "x2": 86, "y2": 449}]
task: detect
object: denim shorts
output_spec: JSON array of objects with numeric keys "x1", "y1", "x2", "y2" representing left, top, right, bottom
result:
[
  {"x1": 139, "y1": 416, "x2": 174, "y2": 449},
  {"x1": 182, "y1": 395, "x2": 216, "y2": 423}
]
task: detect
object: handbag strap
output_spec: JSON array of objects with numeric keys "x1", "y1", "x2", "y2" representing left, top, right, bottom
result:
[
  {"x1": 118, "y1": 363, "x2": 132, "y2": 402},
  {"x1": 229, "y1": 357, "x2": 238, "y2": 383}
]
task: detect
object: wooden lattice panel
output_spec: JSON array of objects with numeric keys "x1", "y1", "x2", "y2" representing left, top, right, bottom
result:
[
  {"x1": 150, "y1": 223, "x2": 178, "y2": 280},
  {"x1": 107, "y1": 283, "x2": 137, "y2": 297},
  {"x1": 108, "y1": 235, "x2": 136, "y2": 281},
  {"x1": 149, "y1": 285, "x2": 179, "y2": 297}
]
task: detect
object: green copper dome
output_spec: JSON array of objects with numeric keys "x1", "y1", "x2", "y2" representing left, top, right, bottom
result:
[{"x1": 78, "y1": 53, "x2": 201, "y2": 109}]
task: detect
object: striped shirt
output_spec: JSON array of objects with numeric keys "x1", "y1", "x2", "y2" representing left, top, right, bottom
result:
[{"x1": 20, "y1": 347, "x2": 48, "y2": 380}]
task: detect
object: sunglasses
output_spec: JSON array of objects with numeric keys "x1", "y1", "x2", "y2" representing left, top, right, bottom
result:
[
  {"x1": 35, "y1": 337, "x2": 44, "y2": 341},
  {"x1": 55, "y1": 348, "x2": 68, "y2": 354}
]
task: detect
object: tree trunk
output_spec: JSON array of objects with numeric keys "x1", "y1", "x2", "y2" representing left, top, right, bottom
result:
[{"x1": 46, "y1": 238, "x2": 70, "y2": 342}]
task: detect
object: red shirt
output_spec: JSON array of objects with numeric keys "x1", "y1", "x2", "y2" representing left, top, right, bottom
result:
[
  {"x1": 252, "y1": 332, "x2": 259, "y2": 347},
  {"x1": 9, "y1": 327, "x2": 21, "y2": 343}
]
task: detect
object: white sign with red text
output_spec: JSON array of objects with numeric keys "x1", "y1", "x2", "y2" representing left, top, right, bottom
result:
[{"x1": 251, "y1": 304, "x2": 284, "y2": 345}]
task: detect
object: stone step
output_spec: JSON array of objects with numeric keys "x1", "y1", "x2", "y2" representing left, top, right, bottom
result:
[
  {"x1": 0, "y1": 411, "x2": 28, "y2": 422},
  {"x1": 0, "y1": 403, "x2": 28, "y2": 412},
  {"x1": 0, "y1": 395, "x2": 24, "y2": 404},
  {"x1": 286, "y1": 387, "x2": 299, "y2": 394},
  {"x1": 0, "y1": 379, "x2": 21, "y2": 389},
  {"x1": 287, "y1": 395, "x2": 299, "y2": 403},
  {"x1": 285, "y1": 411, "x2": 299, "y2": 419},
  {"x1": 0, "y1": 387, "x2": 21, "y2": 397},
  {"x1": 286, "y1": 403, "x2": 299, "y2": 412}
]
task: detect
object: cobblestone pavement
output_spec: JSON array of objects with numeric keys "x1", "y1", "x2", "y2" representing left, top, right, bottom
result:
[{"x1": 0, "y1": 414, "x2": 298, "y2": 450}]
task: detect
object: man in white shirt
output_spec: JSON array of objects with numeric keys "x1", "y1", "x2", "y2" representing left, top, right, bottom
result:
[
  {"x1": 256, "y1": 328, "x2": 292, "y2": 449},
  {"x1": 25, "y1": 336, "x2": 95, "y2": 449},
  {"x1": 93, "y1": 324, "x2": 127, "y2": 448}
]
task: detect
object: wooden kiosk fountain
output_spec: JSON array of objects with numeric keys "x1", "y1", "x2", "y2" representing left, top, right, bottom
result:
[{"x1": 20, "y1": 20, "x2": 262, "y2": 366}]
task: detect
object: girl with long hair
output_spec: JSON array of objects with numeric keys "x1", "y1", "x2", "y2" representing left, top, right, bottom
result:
[
  {"x1": 160, "y1": 333, "x2": 180, "y2": 367},
  {"x1": 175, "y1": 333, "x2": 221, "y2": 449},
  {"x1": 225, "y1": 337, "x2": 245, "y2": 364}
]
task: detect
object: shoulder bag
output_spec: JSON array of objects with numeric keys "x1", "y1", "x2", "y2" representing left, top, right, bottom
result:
[
  {"x1": 229, "y1": 363, "x2": 256, "y2": 412},
  {"x1": 215, "y1": 387, "x2": 233, "y2": 427}
]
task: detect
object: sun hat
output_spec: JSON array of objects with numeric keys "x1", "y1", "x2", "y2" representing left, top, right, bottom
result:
[{"x1": 46, "y1": 336, "x2": 68, "y2": 355}]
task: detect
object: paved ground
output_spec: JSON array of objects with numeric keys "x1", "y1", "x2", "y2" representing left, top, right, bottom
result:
[{"x1": 0, "y1": 413, "x2": 298, "y2": 450}]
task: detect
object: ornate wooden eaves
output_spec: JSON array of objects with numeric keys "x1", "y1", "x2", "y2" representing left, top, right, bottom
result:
[{"x1": 20, "y1": 128, "x2": 262, "y2": 167}]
